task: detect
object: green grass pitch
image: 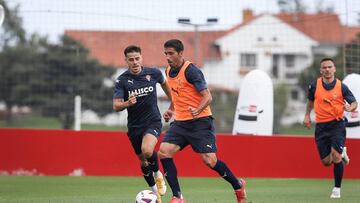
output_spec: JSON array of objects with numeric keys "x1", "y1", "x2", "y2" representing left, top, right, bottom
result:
[{"x1": 0, "y1": 176, "x2": 359, "y2": 202}]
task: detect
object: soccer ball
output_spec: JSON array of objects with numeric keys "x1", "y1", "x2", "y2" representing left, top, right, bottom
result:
[{"x1": 135, "y1": 190, "x2": 158, "y2": 203}]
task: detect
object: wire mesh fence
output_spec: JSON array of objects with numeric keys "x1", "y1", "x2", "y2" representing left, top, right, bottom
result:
[{"x1": 0, "y1": 0, "x2": 359, "y2": 133}]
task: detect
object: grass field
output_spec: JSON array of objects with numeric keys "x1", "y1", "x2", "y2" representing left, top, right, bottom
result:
[
  {"x1": 0, "y1": 115, "x2": 126, "y2": 131},
  {"x1": 0, "y1": 176, "x2": 359, "y2": 203}
]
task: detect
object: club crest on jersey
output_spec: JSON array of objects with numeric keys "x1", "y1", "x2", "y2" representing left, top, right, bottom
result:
[
  {"x1": 146, "y1": 75, "x2": 151, "y2": 81},
  {"x1": 333, "y1": 92, "x2": 338, "y2": 99}
]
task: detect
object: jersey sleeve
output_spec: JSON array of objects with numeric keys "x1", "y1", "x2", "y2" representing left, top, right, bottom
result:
[
  {"x1": 154, "y1": 68, "x2": 165, "y2": 84},
  {"x1": 342, "y1": 83, "x2": 357, "y2": 104},
  {"x1": 184, "y1": 64, "x2": 207, "y2": 92},
  {"x1": 113, "y1": 77, "x2": 125, "y2": 99},
  {"x1": 307, "y1": 80, "x2": 316, "y2": 101}
]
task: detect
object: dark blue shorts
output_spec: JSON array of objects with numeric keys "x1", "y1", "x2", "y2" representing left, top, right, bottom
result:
[
  {"x1": 162, "y1": 116, "x2": 217, "y2": 153},
  {"x1": 127, "y1": 122, "x2": 162, "y2": 155},
  {"x1": 315, "y1": 119, "x2": 346, "y2": 160}
]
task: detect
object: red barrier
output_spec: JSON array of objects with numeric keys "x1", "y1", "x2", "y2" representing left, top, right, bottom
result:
[{"x1": 0, "y1": 128, "x2": 359, "y2": 178}]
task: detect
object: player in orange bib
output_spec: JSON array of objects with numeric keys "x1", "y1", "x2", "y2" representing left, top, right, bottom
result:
[
  {"x1": 158, "y1": 39, "x2": 246, "y2": 203},
  {"x1": 303, "y1": 58, "x2": 357, "y2": 199}
]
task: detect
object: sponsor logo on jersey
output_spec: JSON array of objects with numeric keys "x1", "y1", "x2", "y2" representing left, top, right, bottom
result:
[{"x1": 128, "y1": 86, "x2": 154, "y2": 97}]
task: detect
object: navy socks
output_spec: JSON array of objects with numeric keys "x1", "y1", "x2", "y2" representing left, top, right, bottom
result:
[
  {"x1": 161, "y1": 158, "x2": 182, "y2": 198},
  {"x1": 147, "y1": 151, "x2": 159, "y2": 172},
  {"x1": 141, "y1": 164, "x2": 155, "y2": 187},
  {"x1": 334, "y1": 162, "x2": 343, "y2": 188},
  {"x1": 212, "y1": 160, "x2": 241, "y2": 190}
]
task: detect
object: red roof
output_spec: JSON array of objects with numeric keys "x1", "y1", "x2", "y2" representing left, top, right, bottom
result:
[
  {"x1": 65, "y1": 13, "x2": 359, "y2": 68},
  {"x1": 65, "y1": 30, "x2": 225, "y2": 68},
  {"x1": 276, "y1": 12, "x2": 343, "y2": 44},
  {"x1": 343, "y1": 26, "x2": 360, "y2": 43}
]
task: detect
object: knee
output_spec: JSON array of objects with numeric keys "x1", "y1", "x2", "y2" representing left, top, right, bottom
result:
[
  {"x1": 321, "y1": 160, "x2": 332, "y2": 166},
  {"x1": 158, "y1": 147, "x2": 172, "y2": 159},
  {"x1": 202, "y1": 156, "x2": 217, "y2": 168},
  {"x1": 141, "y1": 148, "x2": 153, "y2": 159}
]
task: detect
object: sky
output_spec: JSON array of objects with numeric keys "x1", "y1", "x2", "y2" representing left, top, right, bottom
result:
[{"x1": 4, "y1": 0, "x2": 360, "y2": 42}]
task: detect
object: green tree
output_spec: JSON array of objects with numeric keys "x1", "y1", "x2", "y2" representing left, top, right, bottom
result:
[
  {"x1": 345, "y1": 33, "x2": 360, "y2": 74},
  {"x1": 0, "y1": 1, "x2": 26, "y2": 47},
  {"x1": 211, "y1": 90, "x2": 238, "y2": 133},
  {"x1": 0, "y1": 1, "x2": 39, "y2": 123},
  {"x1": 30, "y1": 36, "x2": 115, "y2": 129},
  {"x1": 278, "y1": 0, "x2": 307, "y2": 13},
  {"x1": 0, "y1": 1, "x2": 115, "y2": 129},
  {"x1": 273, "y1": 83, "x2": 288, "y2": 134},
  {"x1": 298, "y1": 52, "x2": 345, "y2": 96}
]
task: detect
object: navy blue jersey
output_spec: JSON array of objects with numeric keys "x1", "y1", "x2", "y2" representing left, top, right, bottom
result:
[
  {"x1": 113, "y1": 67, "x2": 164, "y2": 129},
  {"x1": 167, "y1": 63, "x2": 207, "y2": 92},
  {"x1": 307, "y1": 79, "x2": 356, "y2": 104}
]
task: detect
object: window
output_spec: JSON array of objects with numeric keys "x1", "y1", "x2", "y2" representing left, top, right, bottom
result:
[
  {"x1": 285, "y1": 54, "x2": 295, "y2": 68},
  {"x1": 240, "y1": 53, "x2": 257, "y2": 68}
]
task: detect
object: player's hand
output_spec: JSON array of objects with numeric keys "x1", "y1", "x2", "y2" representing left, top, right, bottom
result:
[
  {"x1": 344, "y1": 103, "x2": 352, "y2": 112},
  {"x1": 189, "y1": 107, "x2": 200, "y2": 118},
  {"x1": 163, "y1": 109, "x2": 173, "y2": 122},
  {"x1": 127, "y1": 94, "x2": 137, "y2": 106},
  {"x1": 303, "y1": 114, "x2": 311, "y2": 129}
]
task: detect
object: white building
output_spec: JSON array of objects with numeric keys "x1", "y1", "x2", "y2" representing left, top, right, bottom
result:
[{"x1": 66, "y1": 11, "x2": 359, "y2": 126}]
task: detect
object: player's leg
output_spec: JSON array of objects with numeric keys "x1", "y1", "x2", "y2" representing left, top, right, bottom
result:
[
  {"x1": 128, "y1": 131, "x2": 158, "y2": 193},
  {"x1": 329, "y1": 120, "x2": 346, "y2": 199},
  {"x1": 200, "y1": 153, "x2": 245, "y2": 203},
  {"x1": 137, "y1": 152, "x2": 162, "y2": 203},
  {"x1": 159, "y1": 123, "x2": 187, "y2": 202},
  {"x1": 190, "y1": 117, "x2": 245, "y2": 203},
  {"x1": 141, "y1": 132, "x2": 167, "y2": 197},
  {"x1": 159, "y1": 143, "x2": 183, "y2": 200},
  {"x1": 315, "y1": 123, "x2": 332, "y2": 166}
]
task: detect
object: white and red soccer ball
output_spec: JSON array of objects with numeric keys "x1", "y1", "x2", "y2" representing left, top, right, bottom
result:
[{"x1": 135, "y1": 190, "x2": 157, "y2": 203}]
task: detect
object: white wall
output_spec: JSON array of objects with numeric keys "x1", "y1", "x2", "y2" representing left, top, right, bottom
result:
[{"x1": 202, "y1": 14, "x2": 318, "y2": 91}]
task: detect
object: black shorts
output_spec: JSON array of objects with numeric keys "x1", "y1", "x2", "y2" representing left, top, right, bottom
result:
[
  {"x1": 127, "y1": 122, "x2": 162, "y2": 155},
  {"x1": 315, "y1": 119, "x2": 346, "y2": 160},
  {"x1": 162, "y1": 116, "x2": 217, "y2": 153}
]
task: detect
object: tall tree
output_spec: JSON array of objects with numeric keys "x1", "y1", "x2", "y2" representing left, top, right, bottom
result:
[
  {"x1": 0, "y1": 1, "x2": 115, "y2": 128},
  {"x1": 30, "y1": 36, "x2": 115, "y2": 129},
  {"x1": 314, "y1": 0, "x2": 335, "y2": 13},
  {"x1": 0, "y1": 1, "x2": 40, "y2": 123},
  {"x1": 278, "y1": 0, "x2": 307, "y2": 13},
  {"x1": 0, "y1": 0, "x2": 26, "y2": 47}
]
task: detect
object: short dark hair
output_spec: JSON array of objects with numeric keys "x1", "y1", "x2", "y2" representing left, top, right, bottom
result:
[
  {"x1": 320, "y1": 57, "x2": 334, "y2": 65},
  {"x1": 124, "y1": 45, "x2": 141, "y2": 56},
  {"x1": 164, "y1": 39, "x2": 184, "y2": 52}
]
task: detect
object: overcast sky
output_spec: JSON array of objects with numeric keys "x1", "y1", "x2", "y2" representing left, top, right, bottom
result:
[{"x1": 5, "y1": 0, "x2": 360, "y2": 41}]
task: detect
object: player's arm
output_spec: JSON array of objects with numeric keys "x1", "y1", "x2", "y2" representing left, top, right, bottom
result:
[
  {"x1": 303, "y1": 100, "x2": 314, "y2": 129},
  {"x1": 161, "y1": 80, "x2": 172, "y2": 102},
  {"x1": 185, "y1": 64, "x2": 212, "y2": 118},
  {"x1": 189, "y1": 88, "x2": 212, "y2": 118},
  {"x1": 342, "y1": 83, "x2": 358, "y2": 112},
  {"x1": 161, "y1": 80, "x2": 175, "y2": 122},
  {"x1": 113, "y1": 94, "x2": 137, "y2": 112}
]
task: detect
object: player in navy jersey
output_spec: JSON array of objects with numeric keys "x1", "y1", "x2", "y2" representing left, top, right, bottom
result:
[
  {"x1": 113, "y1": 45, "x2": 171, "y2": 203},
  {"x1": 303, "y1": 58, "x2": 357, "y2": 198}
]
